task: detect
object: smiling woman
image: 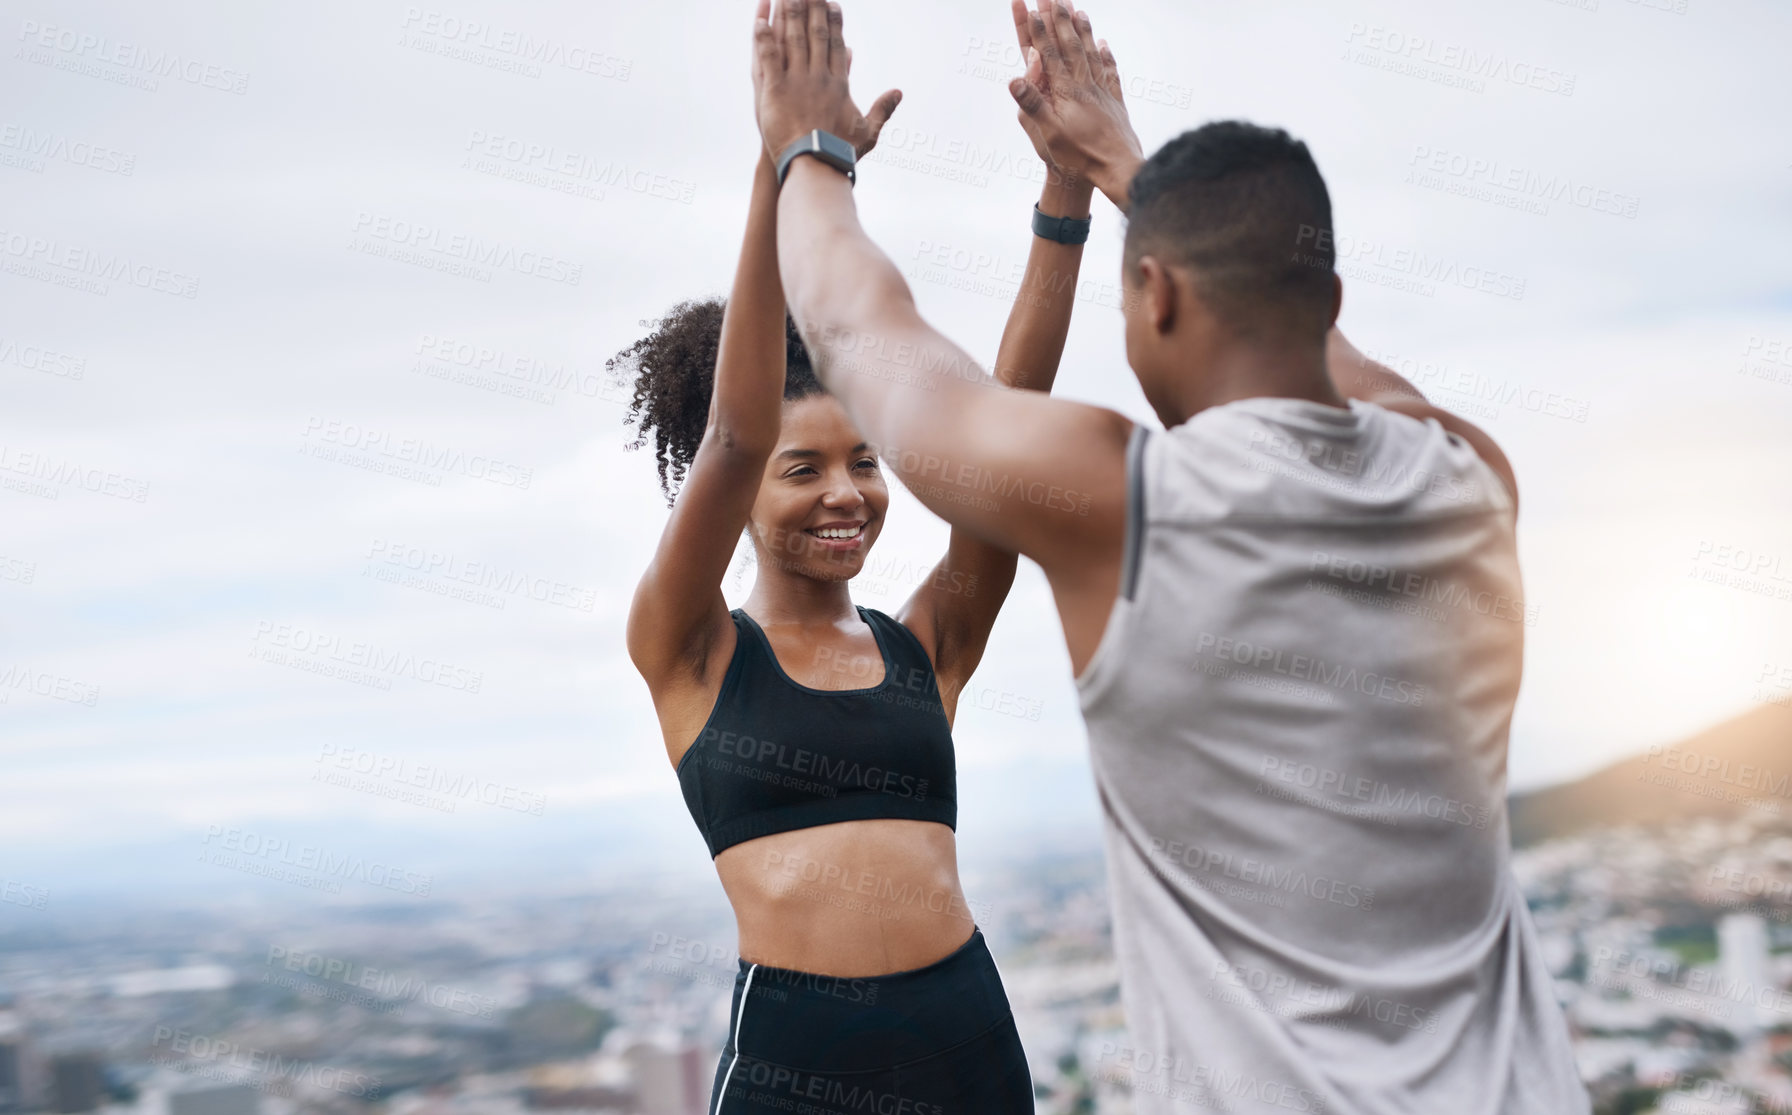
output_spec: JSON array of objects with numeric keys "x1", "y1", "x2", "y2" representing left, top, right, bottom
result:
[{"x1": 608, "y1": 182, "x2": 1033, "y2": 1108}]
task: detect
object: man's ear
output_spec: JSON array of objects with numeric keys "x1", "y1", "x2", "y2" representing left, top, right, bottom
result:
[{"x1": 1138, "y1": 255, "x2": 1176, "y2": 336}]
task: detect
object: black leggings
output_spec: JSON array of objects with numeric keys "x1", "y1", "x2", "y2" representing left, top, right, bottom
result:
[{"x1": 708, "y1": 928, "x2": 1035, "y2": 1114}]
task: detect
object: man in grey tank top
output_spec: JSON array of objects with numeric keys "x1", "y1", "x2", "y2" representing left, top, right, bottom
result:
[{"x1": 749, "y1": 2, "x2": 1588, "y2": 1110}]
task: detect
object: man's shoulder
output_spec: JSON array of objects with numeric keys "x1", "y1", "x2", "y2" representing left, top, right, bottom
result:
[
  {"x1": 1149, "y1": 396, "x2": 1514, "y2": 519},
  {"x1": 1355, "y1": 397, "x2": 1519, "y2": 515}
]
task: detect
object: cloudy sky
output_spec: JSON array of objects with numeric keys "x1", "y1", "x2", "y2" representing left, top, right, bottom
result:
[{"x1": 3, "y1": 0, "x2": 1789, "y2": 907}]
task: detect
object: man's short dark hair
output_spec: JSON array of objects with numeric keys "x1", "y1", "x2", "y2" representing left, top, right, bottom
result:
[{"x1": 1124, "y1": 121, "x2": 1336, "y2": 341}]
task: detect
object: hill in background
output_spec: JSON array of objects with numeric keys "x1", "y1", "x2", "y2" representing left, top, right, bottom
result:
[{"x1": 1509, "y1": 702, "x2": 1792, "y2": 847}]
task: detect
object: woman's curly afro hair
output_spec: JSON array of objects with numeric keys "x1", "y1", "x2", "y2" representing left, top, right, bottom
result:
[{"x1": 609, "y1": 298, "x2": 825, "y2": 504}]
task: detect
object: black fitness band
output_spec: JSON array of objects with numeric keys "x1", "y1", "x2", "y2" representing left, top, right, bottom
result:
[
  {"x1": 776, "y1": 130, "x2": 856, "y2": 187},
  {"x1": 1032, "y1": 203, "x2": 1092, "y2": 245}
]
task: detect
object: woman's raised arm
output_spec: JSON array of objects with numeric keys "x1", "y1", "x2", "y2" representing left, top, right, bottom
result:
[
  {"x1": 626, "y1": 46, "x2": 900, "y2": 693},
  {"x1": 625, "y1": 152, "x2": 790, "y2": 688}
]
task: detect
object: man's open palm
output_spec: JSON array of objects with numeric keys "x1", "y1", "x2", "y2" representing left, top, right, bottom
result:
[{"x1": 751, "y1": 0, "x2": 900, "y2": 161}]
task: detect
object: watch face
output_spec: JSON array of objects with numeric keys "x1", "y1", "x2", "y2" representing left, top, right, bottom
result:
[{"x1": 817, "y1": 130, "x2": 856, "y2": 167}]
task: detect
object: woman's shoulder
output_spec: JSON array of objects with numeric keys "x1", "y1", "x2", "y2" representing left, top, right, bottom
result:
[{"x1": 858, "y1": 603, "x2": 936, "y2": 668}]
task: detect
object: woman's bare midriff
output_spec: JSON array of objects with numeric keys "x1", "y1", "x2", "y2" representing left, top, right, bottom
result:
[{"x1": 714, "y1": 818, "x2": 973, "y2": 978}]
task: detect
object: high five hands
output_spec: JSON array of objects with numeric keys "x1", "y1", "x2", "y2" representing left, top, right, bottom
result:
[
  {"x1": 1007, "y1": 0, "x2": 1143, "y2": 209},
  {"x1": 749, "y1": 0, "x2": 1143, "y2": 206},
  {"x1": 750, "y1": 0, "x2": 901, "y2": 161}
]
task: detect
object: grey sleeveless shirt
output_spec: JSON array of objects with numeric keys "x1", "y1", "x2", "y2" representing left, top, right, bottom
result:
[{"x1": 1077, "y1": 397, "x2": 1587, "y2": 1114}]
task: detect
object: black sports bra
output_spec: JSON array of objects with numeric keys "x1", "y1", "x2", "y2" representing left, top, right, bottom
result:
[{"x1": 675, "y1": 606, "x2": 958, "y2": 857}]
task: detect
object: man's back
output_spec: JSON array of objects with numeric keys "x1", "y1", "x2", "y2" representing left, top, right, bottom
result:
[{"x1": 1078, "y1": 397, "x2": 1588, "y2": 1114}]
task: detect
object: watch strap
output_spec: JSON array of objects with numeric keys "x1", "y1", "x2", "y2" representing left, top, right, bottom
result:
[
  {"x1": 775, "y1": 130, "x2": 857, "y2": 187},
  {"x1": 1032, "y1": 203, "x2": 1092, "y2": 245}
]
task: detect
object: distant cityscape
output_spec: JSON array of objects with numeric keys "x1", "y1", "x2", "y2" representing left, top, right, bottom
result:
[{"x1": 5, "y1": 804, "x2": 1790, "y2": 1114}]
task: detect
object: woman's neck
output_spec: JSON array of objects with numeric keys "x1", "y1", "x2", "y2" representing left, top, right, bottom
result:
[{"x1": 742, "y1": 566, "x2": 857, "y2": 627}]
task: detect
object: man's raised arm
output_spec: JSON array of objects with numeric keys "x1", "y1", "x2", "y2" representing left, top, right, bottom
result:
[{"x1": 748, "y1": 0, "x2": 1132, "y2": 586}]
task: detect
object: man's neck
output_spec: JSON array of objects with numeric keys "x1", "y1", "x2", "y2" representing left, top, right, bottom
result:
[{"x1": 1156, "y1": 342, "x2": 1345, "y2": 427}]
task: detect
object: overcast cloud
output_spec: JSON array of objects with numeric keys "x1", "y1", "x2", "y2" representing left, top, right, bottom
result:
[{"x1": 3, "y1": 0, "x2": 1789, "y2": 902}]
